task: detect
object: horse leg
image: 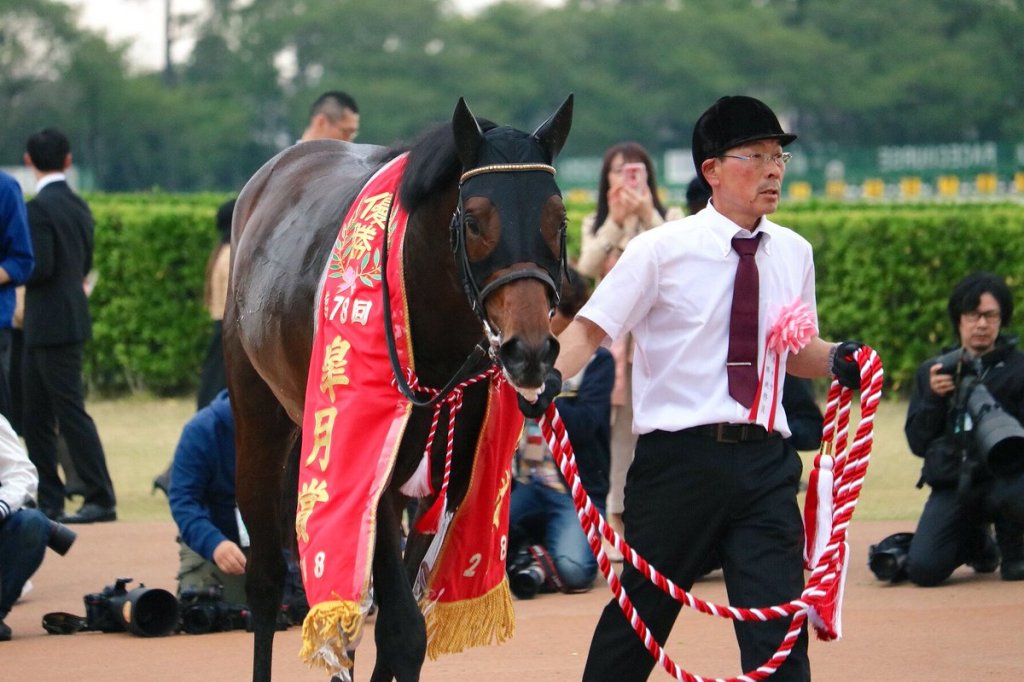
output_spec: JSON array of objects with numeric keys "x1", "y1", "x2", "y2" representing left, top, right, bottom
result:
[
  {"x1": 232, "y1": 370, "x2": 298, "y2": 682},
  {"x1": 369, "y1": 493, "x2": 427, "y2": 682}
]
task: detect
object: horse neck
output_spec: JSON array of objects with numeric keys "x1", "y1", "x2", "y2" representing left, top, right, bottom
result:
[{"x1": 402, "y1": 195, "x2": 486, "y2": 387}]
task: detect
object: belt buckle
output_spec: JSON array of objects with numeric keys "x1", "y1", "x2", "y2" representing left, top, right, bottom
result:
[{"x1": 715, "y1": 423, "x2": 740, "y2": 443}]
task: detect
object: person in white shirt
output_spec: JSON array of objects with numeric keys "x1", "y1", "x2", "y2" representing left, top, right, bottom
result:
[
  {"x1": 0, "y1": 414, "x2": 65, "y2": 641},
  {"x1": 519, "y1": 95, "x2": 864, "y2": 681}
]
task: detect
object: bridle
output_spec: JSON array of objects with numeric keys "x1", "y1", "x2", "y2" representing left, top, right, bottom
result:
[{"x1": 380, "y1": 160, "x2": 567, "y2": 408}]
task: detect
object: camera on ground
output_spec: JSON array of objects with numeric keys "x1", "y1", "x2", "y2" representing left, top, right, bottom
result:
[
  {"x1": 179, "y1": 584, "x2": 251, "y2": 634},
  {"x1": 84, "y1": 577, "x2": 179, "y2": 637}
]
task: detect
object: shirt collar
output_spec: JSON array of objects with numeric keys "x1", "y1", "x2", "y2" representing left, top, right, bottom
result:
[
  {"x1": 36, "y1": 173, "x2": 66, "y2": 193},
  {"x1": 704, "y1": 200, "x2": 776, "y2": 257}
]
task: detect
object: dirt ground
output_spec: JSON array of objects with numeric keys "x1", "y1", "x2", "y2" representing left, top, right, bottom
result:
[{"x1": 5, "y1": 519, "x2": 1022, "y2": 681}]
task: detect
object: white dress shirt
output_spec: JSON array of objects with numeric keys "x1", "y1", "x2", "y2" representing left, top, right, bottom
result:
[
  {"x1": 35, "y1": 172, "x2": 66, "y2": 193},
  {"x1": 578, "y1": 201, "x2": 817, "y2": 437},
  {"x1": 0, "y1": 415, "x2": 38, "y2": 518}
]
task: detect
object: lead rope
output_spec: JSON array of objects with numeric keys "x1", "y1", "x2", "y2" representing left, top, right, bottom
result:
[
  {"x1": 537, "y1": 346, "x2": 883, "y2": 681},
  {"x1": 403, "y1": 365, "x2": 499, "y2": 534}
]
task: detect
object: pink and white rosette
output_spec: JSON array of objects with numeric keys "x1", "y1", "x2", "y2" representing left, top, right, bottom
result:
[{"x1": 746, "y1": 299, "x2": 817, "y2": 430}]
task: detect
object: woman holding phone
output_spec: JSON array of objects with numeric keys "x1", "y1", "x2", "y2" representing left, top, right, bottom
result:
[
  {"x1": 577, "y1": 143, "x2": 677, "y2": 279},
  {"x1": 577, "y1": 143, "x2": 680, "y2": 557}
]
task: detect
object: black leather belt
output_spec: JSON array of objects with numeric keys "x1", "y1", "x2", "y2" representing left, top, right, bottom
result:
[{"x1": 683, "y1": 423, "x2": 777, "y2": 443}]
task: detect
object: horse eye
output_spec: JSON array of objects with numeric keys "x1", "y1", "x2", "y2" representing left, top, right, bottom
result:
[{"x1": 464, "y1": 215, "x2": 481, "y2": 236}]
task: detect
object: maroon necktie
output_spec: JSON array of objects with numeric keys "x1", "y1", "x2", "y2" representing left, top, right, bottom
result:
[{"x1": 727, "y1": 233, "x2": 762, "y2": 408}]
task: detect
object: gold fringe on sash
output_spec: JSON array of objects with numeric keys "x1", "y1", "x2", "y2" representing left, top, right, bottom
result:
[
  {"x1": 422, "y1": 580, "x2": 516, "y2": 660},
  {"x1": 299, "y1": 600, "x2": 364, "y2": 671}
]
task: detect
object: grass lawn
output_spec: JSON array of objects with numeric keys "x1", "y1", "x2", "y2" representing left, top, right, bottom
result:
[
  {"x1": 86, "y1": 394, "x2": 929, "y2": 523},
  {"x1": 89, "y1": 395, "x2": 196, "y2": 521}
]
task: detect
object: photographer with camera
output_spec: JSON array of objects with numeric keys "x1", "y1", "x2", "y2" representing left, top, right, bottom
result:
[
  {"x1": 1, "y1": 413, "x2": 75, "y2": 641},
  {"x1": 904, "y1": 272, "x2": 1024, "y2": 586},
  {"x1": 507, "y1": 269, "x2": 613, "y2": 598},
  {"x1": 169, "y1": 389, "x2": 249, "y2": 608},
  {"x1": 169, "y1": 389, "x2": 307, "y2": 630}
]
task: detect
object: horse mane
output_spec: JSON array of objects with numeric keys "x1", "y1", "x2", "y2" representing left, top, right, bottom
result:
[{"x1": 398, "y1": 118, "x2": 498, "y2": 214}]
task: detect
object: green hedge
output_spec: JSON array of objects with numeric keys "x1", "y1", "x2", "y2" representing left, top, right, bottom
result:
[
  {"x1": 85, "y1": 193, "x2": 229, "y2": 396},
  {"x1": 81, "y1": 195, "x2": 1024, "y2": 396},
  {"x1": 780, "y1": 205, "x2": 1024, "y2": 393}
]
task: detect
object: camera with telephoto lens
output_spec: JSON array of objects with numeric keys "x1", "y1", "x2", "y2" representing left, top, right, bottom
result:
[
  {"x1": 937, "y1": 349, "x2": 1024, "y2": 524},
  {"x1": 46, "y1": 518, "x2": 77, "y2": 555},
  {"x1": 84, "y1": 577, "x2": 179, "y2": 637},
  {"x1": 179, "y1": 584, "x2": 251, "y2": 634}
]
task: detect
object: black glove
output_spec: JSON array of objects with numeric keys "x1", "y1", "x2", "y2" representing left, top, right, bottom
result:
[
  {"x1": 516, "y1": 368, "x2": 562, "y2": 419},
  {"x1": 831, "y1": 340, "x2": 864, "y2": 389}
]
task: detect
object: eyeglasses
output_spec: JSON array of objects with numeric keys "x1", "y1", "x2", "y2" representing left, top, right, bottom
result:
[
  {"x1": 719, "y1": 152, "x2": 793, "y2": 168},
  {"x1": 963, "y1": 310, "x2": 1001, "y2": 323}
]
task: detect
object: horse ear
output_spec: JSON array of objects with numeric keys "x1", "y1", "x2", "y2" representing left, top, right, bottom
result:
[
  {"x1": 452, "y1": 97, "x2": 485, "y2": 169},
  {"x1": 532, "y1": 93, "x2": 574, "y2": 162}
]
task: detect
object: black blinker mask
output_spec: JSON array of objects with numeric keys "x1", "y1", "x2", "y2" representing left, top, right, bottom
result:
[{"x1": 451, "y1": 126, "x2": 566, "y2": 324}]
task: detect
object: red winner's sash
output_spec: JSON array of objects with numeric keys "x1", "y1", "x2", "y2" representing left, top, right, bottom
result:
[{"x1": 297, "y1": 153, "x2": 520, "y2": 673}]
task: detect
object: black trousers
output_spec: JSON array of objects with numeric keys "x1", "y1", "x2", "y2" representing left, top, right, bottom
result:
[
  {"x1": 0, "y1": 328, "x2": 13, "y2": 427},
  {"x1": 23, "y1": 342, "x2": 116, "y2": 512},
  {"x1": 196, "y1": 320, "x2": 226, "y2": 410},
  {"x1": 582, "y1": 429, "x2": 809, "y2": 682},
  {"x1": 907, "y1": 483, "x2": 1023, "y2": 586}
]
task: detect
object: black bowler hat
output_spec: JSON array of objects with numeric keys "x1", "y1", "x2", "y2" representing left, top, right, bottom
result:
[{"x1": 691, "y1": 95, "x2": 796, "y2": 190}]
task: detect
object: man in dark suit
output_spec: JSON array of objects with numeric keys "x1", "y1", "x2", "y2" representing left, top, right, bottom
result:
[{"x1": 22, "y1": 128, "x2": 116, "y2": 523}]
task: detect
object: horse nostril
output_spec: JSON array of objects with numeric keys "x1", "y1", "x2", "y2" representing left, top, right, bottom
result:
[
  {"x1": 498, "y1": 337, "x2": 527, "y2": 373},
  {"x1": 542, "y1": 336, "x2": 560, "y2": 368}
]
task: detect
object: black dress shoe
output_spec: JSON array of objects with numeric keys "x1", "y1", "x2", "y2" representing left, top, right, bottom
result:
[
  {"x1": 1001, "y1": 559, "x2": 1024, "y2": 581},
  {"x1": 62, "y1": 503, "x2": 117, "y2": 524}
]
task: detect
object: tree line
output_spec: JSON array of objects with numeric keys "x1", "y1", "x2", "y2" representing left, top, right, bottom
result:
[{"x1": 2, "y1": 0, "x2": 1022, "y2": 192}]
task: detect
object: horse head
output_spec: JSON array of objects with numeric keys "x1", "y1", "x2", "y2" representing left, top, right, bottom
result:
[{"x1": 450, "y1": 95, "x2": 574, "y2": 391}]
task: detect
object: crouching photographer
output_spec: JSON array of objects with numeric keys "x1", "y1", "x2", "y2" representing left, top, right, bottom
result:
[
  {"x1": 1, "y1": 414, "x2": 76, "y2": 641},
  {"x1": 902, "y1": 272, "x2": 1024, "y2": 586},
  {"x1": 169, "y1": 390, "x2": 307, "y2": 627},
  {"x1": 508, "y1": 270, "x2": 613, "y2": 598}
]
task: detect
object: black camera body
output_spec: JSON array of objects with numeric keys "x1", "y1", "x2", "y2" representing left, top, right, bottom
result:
[
  {"x1": 179, "y1": 585, "x2": 251, "y2": 634},
  {"x1": 507, "y1": 545, "x2": 564, "y2": 599},
  {"x1": 84, "y1": 578, "x2": 179, "y2": 637},
  {"x1": 508, "y1": 547, "x2": 548, "y2": 600}
]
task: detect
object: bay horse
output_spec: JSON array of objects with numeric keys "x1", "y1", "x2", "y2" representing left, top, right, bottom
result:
[{"x1": 224, "y1": 95, "x2": 574, "y2": 682}]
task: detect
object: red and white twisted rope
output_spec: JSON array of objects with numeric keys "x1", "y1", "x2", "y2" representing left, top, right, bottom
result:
[
  {"x1": 404, "y1": 365, "x2": 498, "y2": 533},
  {"x1": 537, "y1": 346, "x2": 883, "y2": 681}
]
